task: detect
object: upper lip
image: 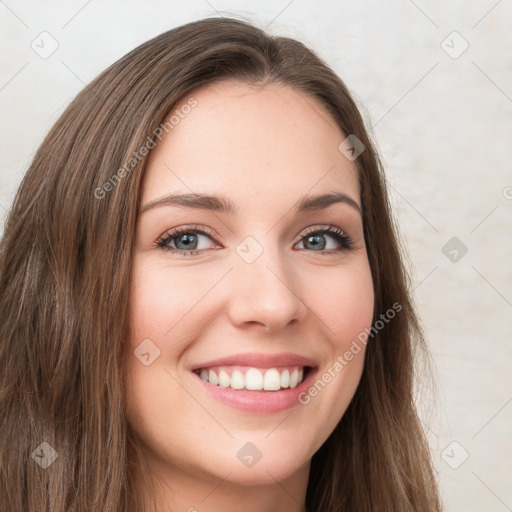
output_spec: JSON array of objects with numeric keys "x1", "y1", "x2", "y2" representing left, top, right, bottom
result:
[{"x1": 190, "y1": 352, "x2": 318, "y2": 371}]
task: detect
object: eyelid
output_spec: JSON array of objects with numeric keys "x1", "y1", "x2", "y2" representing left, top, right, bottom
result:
[
  {"x1": 155, "y1": 224, "x2": 218, "y2": 242},
  {"x1": 298, "y1": 224, "x2": 342, "y2": 241}
]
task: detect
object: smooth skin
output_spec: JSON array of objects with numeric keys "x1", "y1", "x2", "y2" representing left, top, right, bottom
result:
[{"x1": 124, "y1": 80, "x2": 375, "y2": 512}]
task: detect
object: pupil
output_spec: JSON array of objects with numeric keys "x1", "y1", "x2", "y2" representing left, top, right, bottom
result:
[
  {"x1": 307, "y1": 234, "x2": 326, "y2": 250},
  {"x1": 176, "y1": 234, "x2": 197, "y2": 250}
]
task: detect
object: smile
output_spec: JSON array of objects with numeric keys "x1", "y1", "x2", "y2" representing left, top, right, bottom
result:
[{"x1": 194, "y1": 365, "x2": 308, "y2": 391}]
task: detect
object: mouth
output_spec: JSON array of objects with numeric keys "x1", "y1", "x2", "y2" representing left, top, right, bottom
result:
[
  {"x1": 192, "y1": 365, "x2": 311, "y2": 391},
  {"x1": 191, "y1": 364, "x2": 318, "y2": 414}
]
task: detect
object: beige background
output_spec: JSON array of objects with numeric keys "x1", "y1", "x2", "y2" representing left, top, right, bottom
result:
[{"x1": 1, "y1": 1, "x2": 511, "y2": 510}]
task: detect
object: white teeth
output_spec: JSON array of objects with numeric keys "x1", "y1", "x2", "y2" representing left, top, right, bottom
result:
[
  {"x1": 289, "y1": 368, "x2": 299, "y2": 388},
  {"x1": 230, "y1": 370, "x2": 245, "y2": 389},
  {"x1": 245, "y1": 368, "x2": 263, "y2": 390},
  {"x1": 208, "y1": 369, "x2": 218, "y2": 386},
  {"x1": 263, "y1": 368, "x2": 281, "y2": 391},
  {"x1": 197, "y1": 366, "x2": 306, "y2": 391},
  {"x1": 280, "y1": 369, "x2": 290, "y2": 388},
  {"x1": 218, "y1": 370, "x2": 230, "y2": 388}
]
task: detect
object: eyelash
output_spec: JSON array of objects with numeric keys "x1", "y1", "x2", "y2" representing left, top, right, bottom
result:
[{"x1": 155, "y1": 224, "x2": 354, "y2": 256}]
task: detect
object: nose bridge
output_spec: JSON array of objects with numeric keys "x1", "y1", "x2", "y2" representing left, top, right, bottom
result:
[{"x1": 226, "y1": 233, "x2": 305, "y2": 330}]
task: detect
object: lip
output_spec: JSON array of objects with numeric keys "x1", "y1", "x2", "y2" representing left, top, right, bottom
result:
[
  {"x1": 190, "y1": 354, "x2": 319, "y2": 414},
  {"x1": 189, "y1": 351, "x2": 318, "y2": 372}
]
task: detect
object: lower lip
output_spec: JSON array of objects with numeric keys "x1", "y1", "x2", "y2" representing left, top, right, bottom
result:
[{"x1": 192, "y1": 368, "x2": 318, "y2": 413}]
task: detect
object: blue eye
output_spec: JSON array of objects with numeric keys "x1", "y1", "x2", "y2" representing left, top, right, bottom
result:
[
  {"x1": 156, "y1": 225, "x2": 217, "y2": 255},
  {"x1": 155, "y1": 224, "x2": 354, "y2": 256},
  {"x1": 296, "y1": 226, "x2": 354, "y2": 252}
]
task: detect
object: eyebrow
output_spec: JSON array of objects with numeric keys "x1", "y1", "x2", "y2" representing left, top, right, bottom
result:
[{"x1": 141, "y1": 190, "x2": 362, "y2": 216}]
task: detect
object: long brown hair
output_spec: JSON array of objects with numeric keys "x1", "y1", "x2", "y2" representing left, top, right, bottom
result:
[{"x1": 0, "y1": 17, "x2": 441, "y2": 511}]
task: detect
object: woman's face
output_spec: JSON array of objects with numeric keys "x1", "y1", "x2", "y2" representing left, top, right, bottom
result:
[{"x1": 125, "y1": 81, "x2": 374, "y2": 494}]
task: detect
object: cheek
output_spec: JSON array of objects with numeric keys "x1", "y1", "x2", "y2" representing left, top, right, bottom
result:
[
  {"x1": 128, "y1": 258, "x2": 219, "y2": 349},
  {"x1": 311, "y1": 262, "x2": 375, "y2": 347},
  {"x1": 296, "y1": 262, "x2": 373, "y2": 418},
  {"x1": 125, "y1": 258, "x2": 225, "y2": 428},
  {"x1": 124, "y1": 259, "x2": 203, "y2": 451},
  {"x1": 124, "y1": 259, "x2": 197, "y2": 423}
]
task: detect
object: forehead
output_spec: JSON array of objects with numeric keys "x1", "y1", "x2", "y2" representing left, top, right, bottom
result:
[{"x1": 141, "y1": 80, "x2": 360, "y2": 208}]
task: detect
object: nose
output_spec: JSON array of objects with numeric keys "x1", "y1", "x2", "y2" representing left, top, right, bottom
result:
[{"x1": 226, "y1": 244, "x2": 307, "y2": 334}]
